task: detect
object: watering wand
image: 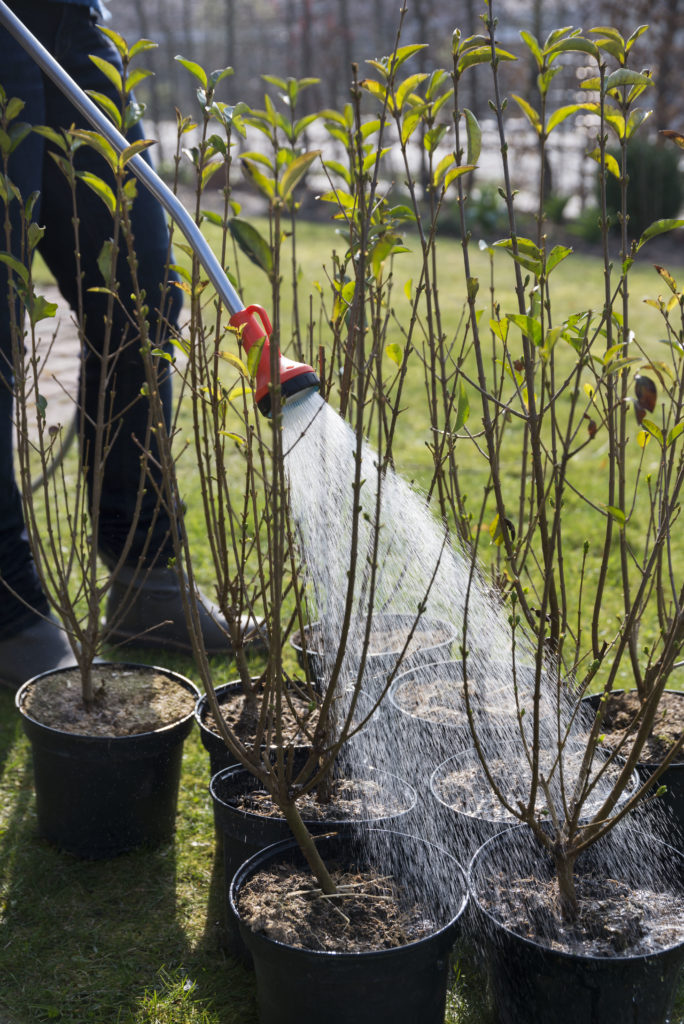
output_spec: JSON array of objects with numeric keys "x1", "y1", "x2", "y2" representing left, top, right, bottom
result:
[{"x1": 0, "y1": 0, "x2": 319, "y2": 417}]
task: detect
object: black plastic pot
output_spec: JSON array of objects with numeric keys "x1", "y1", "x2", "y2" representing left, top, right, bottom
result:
[
  {"x1": 387, "y1": 660, "x2": 509, "y2": 785},
  {"x1": 469, "y1": 824, "x2": 684, "y2": 1024},
  {"x1": 211, "y1": 762, "x2": 417, "y2": 960},
  {"x1": 16, "y1": 664, "x2": 198, "y2": 859},
  {"x1": 430, "y1": 746, "x2": 641, "y2": 865},
  {"x1": 195, "y1": 679, "x2": 318, "y2": 778},
  {"x1": 290, "y1": 612, "x2": 456, "y2": 693},
  {"x1": 429, "y1": 748, "x2": 515, "y2": 863},
  {"x1": 230, "y1": 829, "x2": 468, "y2": 1024},
  {"x1": 581, "y1": 689, "x2": 683, "y2": 846}
]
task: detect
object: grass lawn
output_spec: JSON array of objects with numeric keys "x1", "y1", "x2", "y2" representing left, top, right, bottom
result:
[{"x1": 7, "y1": 213, "x2": 682, "y2": 1022}]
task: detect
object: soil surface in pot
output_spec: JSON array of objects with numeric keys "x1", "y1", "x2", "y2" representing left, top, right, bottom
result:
[
  {"x1": 392, "y1": 674, "x2": 506, "y2": 725},
  {"x1": 238, "y1": 861, "x2": 434, "y2": 951},
  {"x1": 480, "y1": 866, "x2": 684, "y2": 957},
  {"x1": 593, "y1": 690, "x2": 684, "y2": 764},
  {"x1": 232, "y1": 776, "x2": 413, "y2": 821},
  {"x1": 202, "y1": 686, "x2": 316, "y2": 747},
  {"x1": 435, "y1": 751, "x2": 635, "y2": 822},
  {"x1": 21, "y1": 666, "x2": 194, "y2": 736}
]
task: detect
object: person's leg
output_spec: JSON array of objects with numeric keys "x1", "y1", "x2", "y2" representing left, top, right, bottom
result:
[
  {"x1": 30, "y1": 5, "x2": 261, "y2": 654},
  {"x1": 0, "y1": 3, "x2": 61, "y2": 632},
  {"x1": 37, "y1": 4, "x2": 179, "y2": 565},
  {"x1": 0, "y1": 3, "x2": 261, "y2": 667},
  {"x1": 0, "y1": 2, "x2": 76, "y2": 683}
]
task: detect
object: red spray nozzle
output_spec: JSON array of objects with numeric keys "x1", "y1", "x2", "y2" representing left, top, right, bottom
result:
[{"x1": 229, "y1": 304, "x2": 319, "y2": 417}]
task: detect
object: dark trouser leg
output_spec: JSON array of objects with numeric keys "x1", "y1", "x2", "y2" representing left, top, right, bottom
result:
[
  {"x1": 0, "y1": 1, "x2": 181, "y2": 646},
  {"x1": 34, "y1": 5, "x2": 181, "y2": 565}
]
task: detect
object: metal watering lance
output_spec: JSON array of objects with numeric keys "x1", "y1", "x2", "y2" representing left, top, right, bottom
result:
[{"x1": 0, "y1": 0, "x2": 320, "y2": 417}]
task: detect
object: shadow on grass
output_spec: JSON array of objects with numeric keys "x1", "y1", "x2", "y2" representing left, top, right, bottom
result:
[{"x1": 0, "y1": 688, "x2": 257, "y2": 1024}]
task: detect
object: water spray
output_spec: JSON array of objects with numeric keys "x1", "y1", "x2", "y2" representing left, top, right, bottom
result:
[{"x1": 0, "y1": 0, "x2": 319, "y2": 419}]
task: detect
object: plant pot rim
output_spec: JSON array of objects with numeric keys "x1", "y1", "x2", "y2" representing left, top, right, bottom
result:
[
  {"x1": 194, "y1": 675, "x2": 315, "y2": 724},
  {"x1": 290, "y1": 613, "x2": 457, "y2": 659},
  {"x1": 429, "y1": 747, "x2": 518, "y2": 827},
  {"x1": 230, "y1": 827, "x2": 468, "y2": 959},
  {"x1": 388, "y1": 658, "x2": 463, "y2": 712},
  {"x1": 430, "y1": 748, "x2": 640, "y2": 828},
  {"x1": 580, "y1": 688, "x2": 684, "y2": 769},
  {"x1": 468, "y1": 822, "x2": 684, "y2": 963},
  {"x1": 210, "y1": 762, "x2": 418, "y2": 828},
  {"x1": 16, "y1": 661, "x2": 199, "y2": 742}
]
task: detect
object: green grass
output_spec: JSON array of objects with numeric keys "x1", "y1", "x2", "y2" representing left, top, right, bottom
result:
[{"x1": 15, "y1": 217, "x2": 684, "y2": 1021}]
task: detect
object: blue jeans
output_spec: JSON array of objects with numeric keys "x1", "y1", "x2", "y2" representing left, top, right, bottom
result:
[{"x1": 0, "y1": 0, "x2": 181, "y2": 637}]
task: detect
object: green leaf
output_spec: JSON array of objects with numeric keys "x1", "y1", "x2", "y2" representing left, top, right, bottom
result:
[
  {"x1": 85, "y1": 90, "x2": 122, "y2": 129},
  {"x1": 444, "y1": 164, "x2": 475, "y2": 189},
  {"x1": 547, "y1": 37, "x2": 599, "y2": 58},
  {"x1": 126, "y1": 68, "x2": 153, "y2": 92},
  {"x1": 0, "y1": 252, "x2": 29, "y2": 284},
  {"x1": 120, "y1": 138, "x2": 156, "y2": 167},
  {"x1": 546, "y1": 245, "x2": 573, "y2": 274},
  {"x1": 519, "y1": 30, "x2": 542, "y2": 64},
  {"x1": 97, "y1": 238, "x2": 117, "y2": 284},
  {"x1": 667, "y1": 421, "x2": 684, "y2": 446},
  {"x1": 605, "y1": 505, "x2": 626, "y2": 526},
  {"x1": 323, "y1": 160, "x2": 351, "y2": 186},
  {"x1": 218, "y1": 350, "x2": 248, "y2": 375},
  {"x1": 454, "y1": 379, "x2": 470, "y2": 430},
  {"x1": 96, "y1": 25, "x2": 128, "y2": 57},
  {"x1": 228, "y1": 218, "x2": 273, "y2": 275},
  {"x1": 464, "y1": 109, "x2": 481, "y2": 165},
  {"x1": 626, "y1": 108, "x2": 650, "y2": 140},
  {"x1": 240, "y1": 158, "x2": 275, "y2": 199},
  {"x1": 641, "y1": 418, "x2": 664, "y2": 445},
  {"x1": 279, "y1": 150, "x2": 321, "y2": 201},
  {"x1": 69, "y1": 128, "x2": 118, "y2": 168},
  {"x1": 401, "y1": 106, "x2": 426, "y2": 146},
  {"x1": 637, "y1": 219, "x2": 684, "y2": 249},
  {"x1": 88, "y1": 54, "x2": 123, "y2": 94},
  {"x1": 360, "y1": 79, "x2": 389, "y2": 106},
  {"x1": 605, "y1": 68, "x2": 653, "y2": 92},
  {"x1": 129, "y1": 38, "x2": 158, "y2": 59},
  {"x1": 489, "y1": 513, "x2": 504, "y2": 546},
  {"x1": 424, "y1": 123, "x2": 448, "y2": 153},
  {"x1": 175, "y1": 56, "x2": 208, "y2": 89},
  {"x1": 32, "y1": 125, "x2": 67, "y2": 151},
  {"x1": 489, "y1": 317, "x2": 509, "y2": 343},
  {"x1": 246, "y1": 336, "x2": 265, "y2": 379},
  {"x1": 511, "y1": 94, "x2": 541, "y2": 133},
  {"x1": 507, "y1": 313, "x2": 542, "y2": 347},
  {"x1": 77, "y1": 171, "x2": 117, "y2": 214},
  {"x1": 5, "y1": 97, "x2": 25, "y2": 121},
  {"x1": 396, "y1": 73, "x2": 429, "y2": 110},
  {"x1": 547, "y1": 104, "x2": 587, "y2": 133},
  {"x1": 28, "y1": 293, "x2": 58, "y2": 326},
  {"x1": 27, "y1": 222, "x2": 45, "y2": 253},
  {"x1": 588, "y1": 148, "x2": 620, "y2": 180},
  {"x1": 386, "y1": 342, "x2": 403, "y2": 366},
  {"x1": 392, "y1": 44, "x2": 428, "y2": 73}
]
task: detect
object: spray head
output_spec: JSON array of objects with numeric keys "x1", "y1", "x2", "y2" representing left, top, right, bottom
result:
[{"x1": 229, "y1": 304, "x2": 319, "y2": 418}]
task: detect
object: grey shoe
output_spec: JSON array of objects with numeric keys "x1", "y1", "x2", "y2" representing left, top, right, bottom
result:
[
  {"x1": 104, "y1": 564, "x2": 265, "y2": 656},
  {"x1": 0, "y1": 615, "x2": 77, "y2": 691}
]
